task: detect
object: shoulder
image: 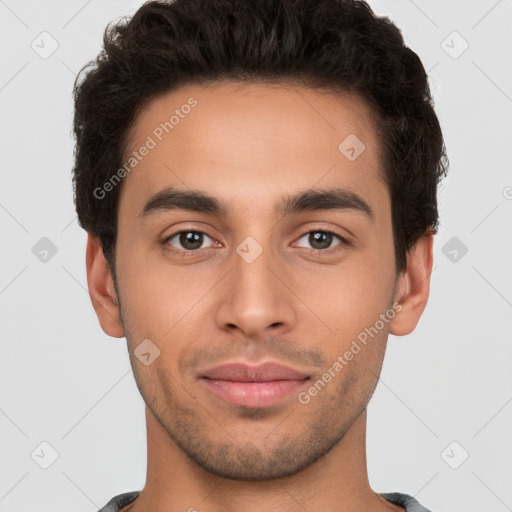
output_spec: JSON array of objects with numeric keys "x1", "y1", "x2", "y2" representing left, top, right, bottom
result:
[
  {"x1": 380, "y1": 491, "x2": 434, "y2": 512},
  {"x1": 96, "y1": 491, "x2": 141, "y2": 512}
]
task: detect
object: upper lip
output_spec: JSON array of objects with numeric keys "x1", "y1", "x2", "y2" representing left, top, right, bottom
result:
[{"x1": 200, "y1": 362, "x2": 310, "y2": 382}]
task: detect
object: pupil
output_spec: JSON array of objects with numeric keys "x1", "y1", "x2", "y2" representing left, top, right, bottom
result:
[{"x1": 180, "y1": 231, "x2": 203, "y2": 250}]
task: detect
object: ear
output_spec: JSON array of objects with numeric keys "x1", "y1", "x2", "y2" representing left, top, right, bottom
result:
[
  {"x1": 85, "y1": 232, "x2": 125, "y2": 338},
  {"x1": 389, "y1": 233, "x2": 434, "y2": 336}
]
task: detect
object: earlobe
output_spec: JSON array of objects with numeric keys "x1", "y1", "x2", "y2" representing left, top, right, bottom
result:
[
  {"x1": 389, "y1": 233, "x2": 434, "y2": 337},
  {"x1": 85, "y1": 233, "x2": 125, "y2": 338}
]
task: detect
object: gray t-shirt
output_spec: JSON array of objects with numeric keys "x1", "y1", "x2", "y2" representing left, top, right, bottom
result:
[{"x1": 97, "y1": 490, "x2": 433, "y2": 511}]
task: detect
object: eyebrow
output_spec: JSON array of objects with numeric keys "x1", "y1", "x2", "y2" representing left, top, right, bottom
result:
[{"x1": 139, "y1": 186, "x2": 374, "y2": 221}]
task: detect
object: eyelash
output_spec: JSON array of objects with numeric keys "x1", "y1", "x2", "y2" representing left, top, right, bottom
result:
[{"x1": 162, "y1": 228, "x2": 350, "y2": 257}]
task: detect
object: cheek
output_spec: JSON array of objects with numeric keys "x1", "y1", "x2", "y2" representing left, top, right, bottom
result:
[
  {"x1": 303, "y1": 272, "x2": 394, "y2": 379},
  {"x1": 117, "y1": 249, "x2": 217, "y2": 340},
  {"x1": 115, "y1": 241, "x2": 167, "y2": 337},
  {"x1": 304, "y1": 262, "x2": 393, "y2": 336}
]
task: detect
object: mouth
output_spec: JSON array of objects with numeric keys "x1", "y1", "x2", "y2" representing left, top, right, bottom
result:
[{"x1": 199, "y1": 361, "x2": 311, "y2": 408}]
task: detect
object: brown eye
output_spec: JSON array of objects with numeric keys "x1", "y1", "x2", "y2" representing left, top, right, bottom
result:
[
  {"x1": 295, "y1": 230, "x2": 346, "y2": 253},
  {"x1": 310, "y1": 231, "x2": 334, "y2": 250},
  {"x1": 164, "y1": 230, "x2": 212, "y2": 252}
]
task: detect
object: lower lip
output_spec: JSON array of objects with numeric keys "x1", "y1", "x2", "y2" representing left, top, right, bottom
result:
[{"x1": 201, "y1": 378, "x2": 309, "y2": 408}]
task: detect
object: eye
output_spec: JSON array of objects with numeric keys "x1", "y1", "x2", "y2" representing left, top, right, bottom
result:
[
  {"x1": 162, "y1": 228, "x2": 349, "y2": 258},
  {"x1": 163, "y1": 230, "x2": 219, "y2": 255},
  {"x1": 294, "y1": 229, "x2": 347, "y2": 254}
]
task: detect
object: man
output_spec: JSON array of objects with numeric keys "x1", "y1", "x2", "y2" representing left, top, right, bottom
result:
[{"x1": 72, "y1": 0, "x2": 448, "y2": 510}]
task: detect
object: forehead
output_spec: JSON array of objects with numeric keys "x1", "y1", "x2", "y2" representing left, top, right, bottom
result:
[{"x1": 119, "y1": 81, "x2": 386, "y2": 216}]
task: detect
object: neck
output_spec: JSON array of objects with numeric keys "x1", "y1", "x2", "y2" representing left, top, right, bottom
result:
[{"x1": 126, "y1": 407, "x2": 402, "y2": 512}]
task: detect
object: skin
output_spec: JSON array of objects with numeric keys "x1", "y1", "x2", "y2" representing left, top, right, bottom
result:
[{"x1": 86, "y1": 81, "x2": 433, "y2": 512}]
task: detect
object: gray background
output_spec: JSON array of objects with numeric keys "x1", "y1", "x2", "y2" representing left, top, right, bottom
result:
[{"x1": 1, "y1": 0, "x2": 511, "y2": 511}]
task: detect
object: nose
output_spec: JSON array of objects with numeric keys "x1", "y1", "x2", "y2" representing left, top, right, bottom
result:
[{"x1": 215, "y1": 237, "x2": 295, "y2": 339}]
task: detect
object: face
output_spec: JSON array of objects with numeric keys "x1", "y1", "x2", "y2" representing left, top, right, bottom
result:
[{"x1": 109, "y1": 81, "x2": 401, "y2": 480}]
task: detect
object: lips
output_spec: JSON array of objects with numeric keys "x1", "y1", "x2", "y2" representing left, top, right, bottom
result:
[
  {"x1": 199, "y1": 362, "x2": 310, "y2": 408},
  {"x1": 200, "y1": 362, "x2": 310, "y2": 382}
]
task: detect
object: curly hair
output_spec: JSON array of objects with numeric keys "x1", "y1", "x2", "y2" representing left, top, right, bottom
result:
[{"x1": 72, "y1": 0, "x2": 448, "y2": 278}]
